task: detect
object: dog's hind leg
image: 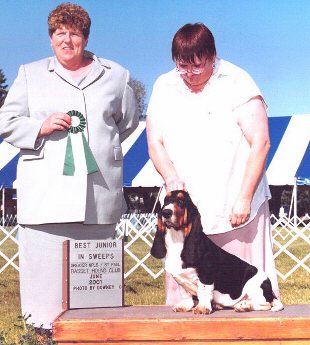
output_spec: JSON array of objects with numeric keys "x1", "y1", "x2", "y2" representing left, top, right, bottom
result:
[
  {"x1": 271, "y1": 299, "x2": 284, "y2": 312},
  {"x1": 234, "y1": 297, "x2": 283, "y2": 312},
  {"x1": 212, "y1": 301, "x2": 225, "y2": 310},
  {"x1": 234, "y1": 299, "x2": 271, "y2": 312}
]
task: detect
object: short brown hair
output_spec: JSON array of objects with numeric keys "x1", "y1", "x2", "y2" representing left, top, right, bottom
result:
[
  {"x1": 172, "y1": 23, "x2": 216, "y2": 63},
  {"x1": 48, "y1": 2, "x2": 91, "y2": 38}
]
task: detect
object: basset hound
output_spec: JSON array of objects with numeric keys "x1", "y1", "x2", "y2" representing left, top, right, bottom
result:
[{"x1": 151, "y1": 190, "x2": 283, "y2": 314}]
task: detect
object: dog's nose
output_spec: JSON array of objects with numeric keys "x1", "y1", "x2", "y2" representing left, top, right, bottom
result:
[{"x1": 162, "y1": 208, "x2": 173, "y2": 219}]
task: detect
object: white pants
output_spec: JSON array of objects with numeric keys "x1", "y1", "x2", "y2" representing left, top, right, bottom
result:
[{"x1": 18, "y1": 223, "x2": 116, "y2": 329}]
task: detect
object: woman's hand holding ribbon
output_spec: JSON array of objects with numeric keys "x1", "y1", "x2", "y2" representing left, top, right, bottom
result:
[{"x1": 38, "y1": 112, "x2": 72, "y2": 137}]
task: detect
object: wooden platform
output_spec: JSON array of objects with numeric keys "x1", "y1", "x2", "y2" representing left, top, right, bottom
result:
[{"x1": 53, "y1": 304, "x2": 310, "y2": 344}]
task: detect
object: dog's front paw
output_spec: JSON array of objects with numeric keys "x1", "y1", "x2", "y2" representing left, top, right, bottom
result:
[
  {"x1": 193, "y1": 303, "x2": 212, "y2": 314},
  {"x1": 173, "y1": 298, "x2": 194, "y2": 312}
]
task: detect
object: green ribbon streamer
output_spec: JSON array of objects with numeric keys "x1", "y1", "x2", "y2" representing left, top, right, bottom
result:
[
  {"x1": 82, "y1": 132, "x2": 99, "y2": 174},
  {"x1": 63, "y1": 133, "x2": 75, "y2": 176},
  {"x1": 63, "y1": 110, "x2": 99, "y2": 176}
]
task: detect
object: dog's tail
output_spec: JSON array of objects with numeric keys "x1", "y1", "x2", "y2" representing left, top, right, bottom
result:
[{"x1": 271, "y1": 298, "x2": 284, "y2": 312}]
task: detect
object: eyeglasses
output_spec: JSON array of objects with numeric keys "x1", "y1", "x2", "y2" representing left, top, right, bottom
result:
[{"x1": 176, "y1": 60, "x2": 207, "y2": 75}]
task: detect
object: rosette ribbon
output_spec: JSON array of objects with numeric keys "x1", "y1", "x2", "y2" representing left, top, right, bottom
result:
[{"x1": 63, "y1": 110, "x2": 99, "y2": 176}]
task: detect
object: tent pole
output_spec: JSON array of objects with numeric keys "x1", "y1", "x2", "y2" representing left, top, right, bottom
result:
[
  {"x1": 1, "y1": 187, "x2": 4, "y2": 227},
  {"x1": 151, "y1": 184, "x2": 164, "y2": 214},
  {"x1": 293, "y1": 178, "x2": 297, "y2": 228},
  {"x1": 288, "y1": 186, "x2": 294, "y2": 218}
]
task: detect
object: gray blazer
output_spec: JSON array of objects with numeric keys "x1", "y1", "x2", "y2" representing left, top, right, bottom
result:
[{"x1": 0, "y1": 52, "x2": 139, "y2": 224}]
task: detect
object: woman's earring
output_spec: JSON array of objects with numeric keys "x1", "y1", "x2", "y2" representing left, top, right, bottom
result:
[{"x1": 212, "y1": 63, "x2": 215, "y2": 69}]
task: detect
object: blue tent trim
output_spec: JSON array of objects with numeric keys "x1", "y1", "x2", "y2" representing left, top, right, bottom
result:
[
  {"x1": 296, "y1": 141, "x2": 310, "y2": 185},
  {"x1": 0, "y1": 154, "x2": 19, "y2": 188},
  {"x1": 266, "y1": 116, "x2": 291, "y2": 169},
  {"x1": 123, "y1": 128, "x2": 149, "y2": 186}
]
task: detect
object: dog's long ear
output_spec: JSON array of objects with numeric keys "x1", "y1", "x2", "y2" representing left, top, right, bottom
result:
[
  {"x1": 183, "y1": 193, "x2": 196, "y2": 237},
  {"x1": 151, "y1": 228, "x2": 167, "y2": 259},
  {"x1": 181, "y1": 213, "x2": 204, "y2": 267},
  {"x1": 150, "y1": 209, "x2": 167, "y2": 259}
]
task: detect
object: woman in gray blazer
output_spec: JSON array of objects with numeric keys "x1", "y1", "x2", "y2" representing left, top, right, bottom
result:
[{"x1": 0, "y1": 3, "x2": 138, "y2": 330}]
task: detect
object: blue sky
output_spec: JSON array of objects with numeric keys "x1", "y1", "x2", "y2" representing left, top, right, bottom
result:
[{"x1": 1, "y1": 0, "x2": 310, "y2": 117}]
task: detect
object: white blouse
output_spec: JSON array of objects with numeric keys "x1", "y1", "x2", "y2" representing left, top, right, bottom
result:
[{"x1": 147, "y1": 58, "x2": 271, "y2": 234}]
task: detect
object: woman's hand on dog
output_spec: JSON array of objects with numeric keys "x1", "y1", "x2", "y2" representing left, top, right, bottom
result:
[
  {"x1": 229, "y1": 197, "x2": 251, "y2": 227},
  {"x1": 164, "y1": 175, "x2": 187, "y2": 192}
]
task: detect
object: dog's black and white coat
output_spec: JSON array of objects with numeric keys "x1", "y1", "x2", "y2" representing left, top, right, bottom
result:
[{"x1": 151, "y1": 190, "x2": 283, "y2": 314}]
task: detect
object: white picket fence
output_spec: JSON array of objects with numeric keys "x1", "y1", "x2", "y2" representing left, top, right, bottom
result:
[
  {"x1": 0, "y1": 213, "x2": 309, "y2": 279},
  {"x1": 270, "y1": 212, "x2": 310, "y2": 280}
]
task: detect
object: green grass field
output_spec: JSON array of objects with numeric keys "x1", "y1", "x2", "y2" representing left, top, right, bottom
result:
[{"x1": 0, "y1": 232, "x2": 309, "y2": 343}]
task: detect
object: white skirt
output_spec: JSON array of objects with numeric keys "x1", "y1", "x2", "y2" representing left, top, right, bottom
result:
[{"x1": 18, "y1": 223, "x2": 116, "y2": 329}]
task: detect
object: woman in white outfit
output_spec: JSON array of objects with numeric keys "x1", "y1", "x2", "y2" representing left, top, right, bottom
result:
[{"x1": 146, "y1": 23, "x2": 280, "y2": 305}]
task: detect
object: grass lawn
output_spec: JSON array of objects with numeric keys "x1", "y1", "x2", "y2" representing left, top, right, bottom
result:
[{"x1": 0, "y1": 231, "x2": 309, "y2": 343}]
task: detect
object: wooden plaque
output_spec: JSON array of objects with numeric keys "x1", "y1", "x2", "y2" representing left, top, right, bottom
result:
[{"x1": 62, "y1": 239, "x2": 124, "y2": 310}]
